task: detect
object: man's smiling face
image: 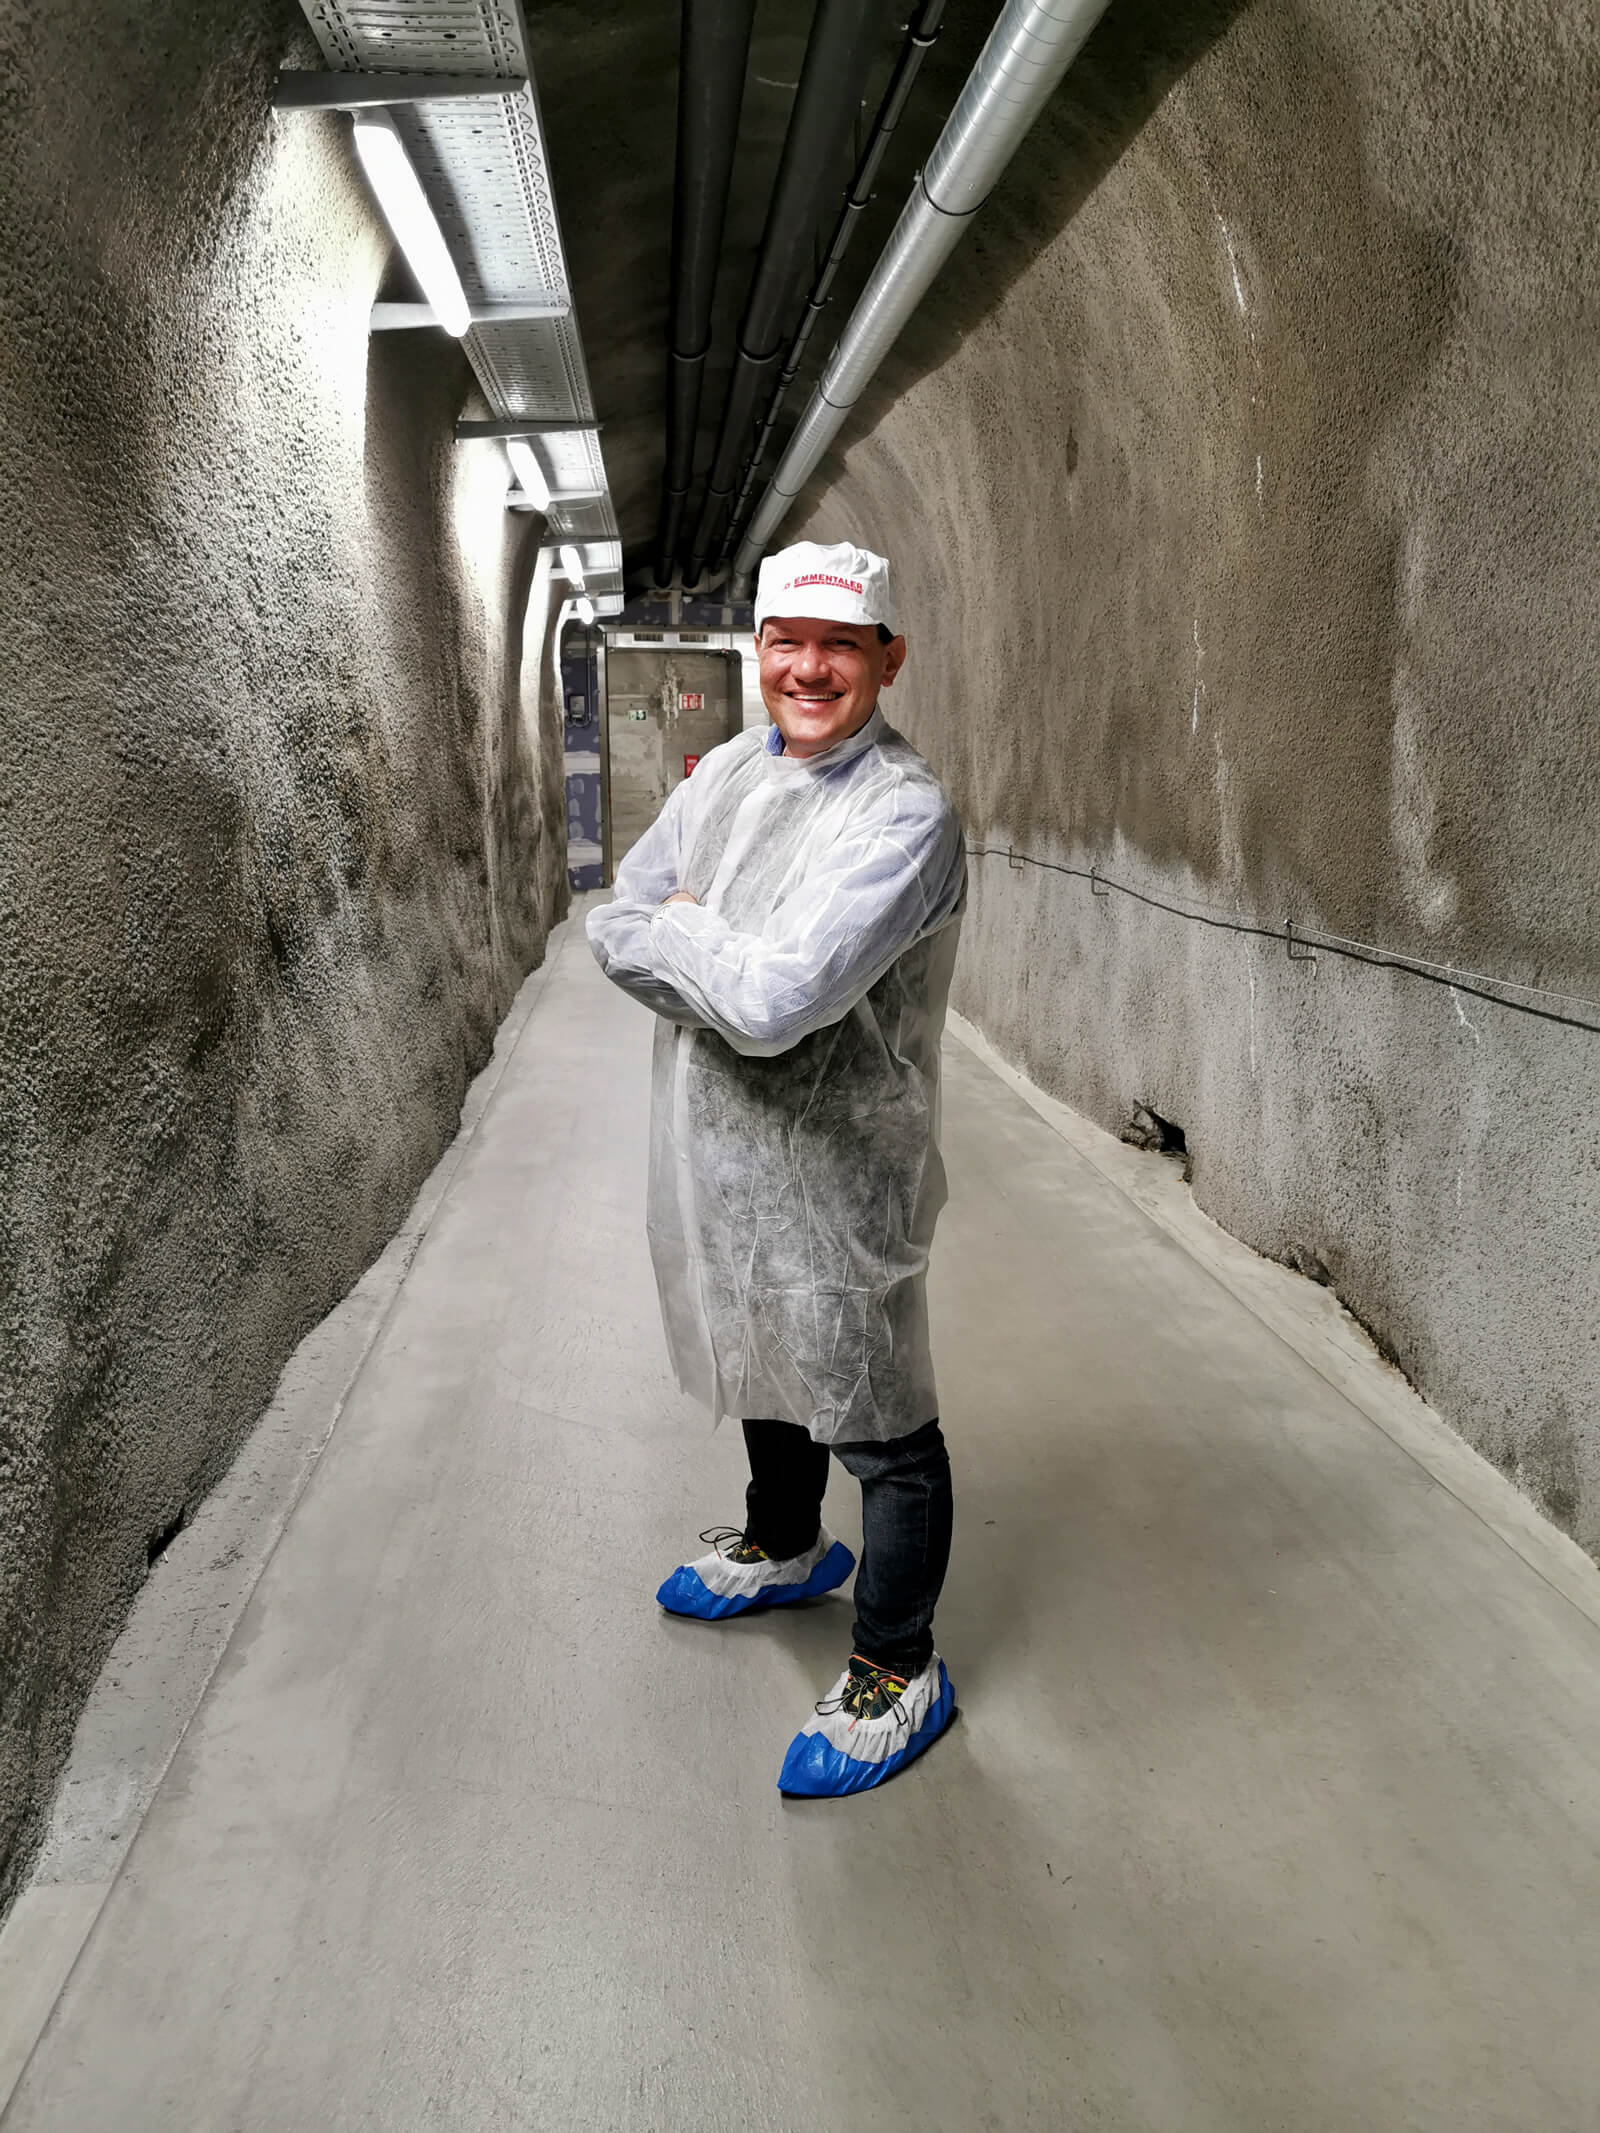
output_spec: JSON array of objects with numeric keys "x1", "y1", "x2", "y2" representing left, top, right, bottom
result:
[{"x1": 756, "y1": 616, "x2": 907, "y2": 759}]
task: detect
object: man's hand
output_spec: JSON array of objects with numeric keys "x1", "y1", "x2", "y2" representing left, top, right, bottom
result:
[{"x1": 661, "y1": 891, "x2": 700, "y2": 907}]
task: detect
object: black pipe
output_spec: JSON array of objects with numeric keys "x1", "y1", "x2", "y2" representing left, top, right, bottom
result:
[
  {"x1": 716, "y1": 0, "x2": 945, "y2": 567},
  {"x1": 683, "y1": 0, "x2": 889, "y2": 580},
  {"x1": 655, "y1": 0, "x2": 758, "y2": 587}
]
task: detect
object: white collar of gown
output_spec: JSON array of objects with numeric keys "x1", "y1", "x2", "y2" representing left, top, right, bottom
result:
[{"x1": 762, "y1": 704, "x2": 886, "y2": 777}]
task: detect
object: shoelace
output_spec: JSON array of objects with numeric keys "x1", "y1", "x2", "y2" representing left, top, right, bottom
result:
[
  {"x1": 817, "y1": 1660, "x2": 912, "y2": 1733},
  {"x1": 699, "y1": 1525, "x2": 767, "y2": 1564}
]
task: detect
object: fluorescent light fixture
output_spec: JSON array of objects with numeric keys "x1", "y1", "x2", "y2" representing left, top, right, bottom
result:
[
  {"x1": 351, "y1": 111, "x2": 471, "y2": 338},
  {"x1": 575, "y1": 595, "x2": 596, "y2": 626},
  {"x1": 505, "y1": 438, "x2": 550, "y2": 511},
  {"x1": 558, "y1": 543, "x2": 586, "y2": 590}
]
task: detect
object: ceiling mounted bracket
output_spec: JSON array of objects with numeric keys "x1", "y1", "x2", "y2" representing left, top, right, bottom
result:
[
  {"x1": 455, "y1": 419, "x2": 606, "y2": 440},
  {"x1": 370, "y1": 300, "x2": 569, "y2": 330},
  {"x1": 272, "y1": 72, "x2": 527, "y2": 110},
  {"x1": 505, "y1": 489, "x2": 606, "y2": 509}
]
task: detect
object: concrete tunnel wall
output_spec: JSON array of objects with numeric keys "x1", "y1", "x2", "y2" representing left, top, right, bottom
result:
[
  {"x1": 1, "y1": 0, "x2": 1596, "y2": 1922},
  {"x1": 0, "y1": 0, "x2": 567, "y2": 1902},
  {"x1": 786, "y1": 0, "x2": 1600, "y2": 1549}
]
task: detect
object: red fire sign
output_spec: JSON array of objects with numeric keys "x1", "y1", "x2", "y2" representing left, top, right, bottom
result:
[
  {"x1": 679, "y1": 691, "x2": 704, "y2": 711},
  {"x1": 683, "y1": 754, "x2": 701, "y2": 778}
]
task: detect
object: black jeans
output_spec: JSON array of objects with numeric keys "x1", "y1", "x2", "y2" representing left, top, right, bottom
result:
[{"x1": 742, "y1": 1416, "x2": 953, "y2": 1676}]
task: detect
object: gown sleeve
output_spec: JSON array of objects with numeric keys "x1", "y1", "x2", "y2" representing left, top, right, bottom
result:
[
  {"x1": 584, "y1": 779, "x2": 707, "y2": 1026},
  {"x1": 643, "y1": 782, "x2": 965, "y2": 1058}
]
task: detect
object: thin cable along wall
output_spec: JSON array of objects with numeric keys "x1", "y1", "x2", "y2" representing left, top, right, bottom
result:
[{"x1": 969, "y1": 846, "x2": 1600, "y2": 1038}]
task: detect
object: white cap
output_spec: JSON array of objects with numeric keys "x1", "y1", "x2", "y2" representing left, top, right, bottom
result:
[{"x1": 753, "y1": 539, "x2": 895, "y2": 635}]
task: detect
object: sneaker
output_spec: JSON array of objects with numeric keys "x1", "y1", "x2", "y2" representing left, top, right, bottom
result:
[
  {"x1": 777, "y1": 1651, "x2": 955, "y2": 1797},
  {"x1": 655, "y1": 1525, "x2": 855, "y2": 1622}
]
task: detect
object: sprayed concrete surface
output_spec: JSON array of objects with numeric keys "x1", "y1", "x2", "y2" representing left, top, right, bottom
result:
[
  {"x1": 783, "y1": 0, "x2": 1600, "y2": 1546},
  {"x1": 6, "y1": 917, "x2": 1600, "y2": 2129},
  {"x1": 0, "y1": 1, "x2": 567, "y2": 1907},
  {"x1": 522, "y1": 0, "x2": 1599, "y2": 1545}
]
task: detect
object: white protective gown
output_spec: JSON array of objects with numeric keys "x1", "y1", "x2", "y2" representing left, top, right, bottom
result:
[{"x1": 586, "y1": 706, "x2": 966, "y2": 1445}]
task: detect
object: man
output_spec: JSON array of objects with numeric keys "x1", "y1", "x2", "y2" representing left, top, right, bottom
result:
[{"x1": 587, "y1": 539, "x2": 965, "y2": 1798}]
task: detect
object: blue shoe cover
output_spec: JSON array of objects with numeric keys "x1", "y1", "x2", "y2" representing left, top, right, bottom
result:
[
  {"x1": 656, "y1": 1528, "x2": 854, "y2": 1621},
  {"x1": 778, "y1": 1657, "x2": 955, "y2": 1798}
]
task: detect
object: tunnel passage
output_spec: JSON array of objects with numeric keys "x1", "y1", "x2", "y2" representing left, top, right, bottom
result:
[
  {"x1": 542, "y1": 0, "x2": 1598, "y2": 1560},
  {"x1": 0, "y1": 0, "x2": 1596, "y2": 1949},
  {"x1": 606, "y1": 645, "x2": 745, "y2": 862}
]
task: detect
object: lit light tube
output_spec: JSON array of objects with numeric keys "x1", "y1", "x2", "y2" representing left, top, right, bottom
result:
[
  {"x1": 559, "y1": 543, "x2": 586, "y2": 589},
  {"x1": 575, "y1": 595, "x2": 596, "y2": 626},
  {"x1": 505, "y1": 438, "x2": 550, "y2": 511},
  {"x1": 351, "y1": 111, "x2": 471, "y2": 337}
]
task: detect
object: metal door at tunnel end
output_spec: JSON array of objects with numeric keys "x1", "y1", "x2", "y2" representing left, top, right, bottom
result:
[{"x1": 605, "y1": 647, "x2": 743, "y2": 864}]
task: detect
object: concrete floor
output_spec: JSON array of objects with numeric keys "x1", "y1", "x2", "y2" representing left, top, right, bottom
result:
[{"x1": 8, "y1": 910, "x2": 1600, "y2": 2131}]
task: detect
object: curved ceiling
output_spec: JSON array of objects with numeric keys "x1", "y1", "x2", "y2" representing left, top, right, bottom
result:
[{"x1": 528, "y1": 0, "x2": 1249, "y2": 589}]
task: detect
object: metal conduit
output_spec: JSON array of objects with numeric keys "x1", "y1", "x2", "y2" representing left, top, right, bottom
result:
[
  {"x1": 655, "y1": 0, "x2": 757, "y2": 587},
  {"x1": 714, "y1": 0, "x2": 946, "y2": 572},
  {"x1": 683, "y1": 0, "x2": 889, "y2": 583},
  {"x1": 731, "y1": 0, "x2": 1116, "y2": 591}
]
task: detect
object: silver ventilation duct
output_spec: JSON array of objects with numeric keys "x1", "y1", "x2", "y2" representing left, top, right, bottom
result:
[{"x1": 731, "y1": 0, "x2": 1115, "y2": 590}]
